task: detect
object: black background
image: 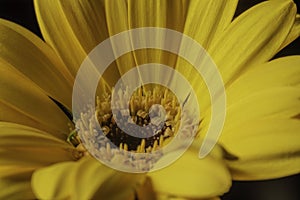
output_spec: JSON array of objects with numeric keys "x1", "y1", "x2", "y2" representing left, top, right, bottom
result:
[{"x1": 0, "y1": 0, "x2": 299, "y2": 200}]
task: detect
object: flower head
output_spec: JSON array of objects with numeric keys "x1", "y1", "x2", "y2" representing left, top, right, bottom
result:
[{"x1": 0, "y1": 0, "x2": 299, "y2": 199}]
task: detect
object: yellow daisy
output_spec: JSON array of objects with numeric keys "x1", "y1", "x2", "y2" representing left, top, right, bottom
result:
[{"x1": 0, "y1": 0, "x2": 299, "y2": 199}]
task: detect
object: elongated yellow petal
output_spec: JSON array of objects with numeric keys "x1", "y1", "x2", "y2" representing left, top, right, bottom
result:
[
  {"x1": 195, "y1": 87, "x2": 298, "y2": 141},
  {"x1": 136, "y1": 177, "x2": 157, "y2": 200},
  {"x1": 129, "y1": 0, "x2": 189, "y2": 31},
  {"x1": 222, "y1": 87, "x2": 300, "y2": 132},
  {"x1": 227, "y1": 56, "x2": 300, "y2": 103},
  {"x1": 209, "y1": 0, "x2": 296, "y2": 85},
  {"x1": 148, "y1": 142, "x2": 231, "y2": 199},
  {"x1": 0, "y1": 169, "x2": 35, "y2": 199},
  {"x1": 34, "y1": 0, "x2": 100, "y2": 76},
  {"x1": 34, "y1": 0, "x2": 119, "y2": 89},
  {"x1": 280, "y1": 14, "x2": 300, "y2": 50},
  {"x1": 0, "y1": 122, "x2": 74, "y2": 167},
  {"x1": 0, "y1": 67, "x2": 72, "y2": 138},
  {"x1": 128, "y1": 0, "x2": 188, "y2": 87},
  {"x1": 34, "y1": 1, "x2": 96, "y2": 77},
  {"x1": 183, "y1": 0, "x2": 238, "y2": 48},
  {"x1": 0, "y1": 122, "x2": 74, "y2": 199},
  {"x1": 32, "y1": 156, "x2": 145, "y2": 200},
  {"x1": 0, "y1": 19, "x2": 73, "y2": 109},
  {"x1": 100, "y1": 0, "x2": 137, "y2": 78},
  {"x1": 215, "y1": 57, "x2": 300, "y2": 138},
  {"x1": 156, "y1": 193, "x2": 220, "y2": 200},
  {"x1": 220, "y1": 119, "x2": 300, "y2": 180},
  {"x1": 106, "y1": 0, "x2": 187, "y2": 78},
  {"x1": 174, "y1": 0, "x2": 238, "y2": 109}
]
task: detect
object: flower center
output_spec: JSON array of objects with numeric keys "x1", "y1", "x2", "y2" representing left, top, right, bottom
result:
[
  {"x1": 70, "y1": 85, "x2": 180, "y2": 149},
  {"x1": 70, "y1": 84, "x2": 198, "y2": 171},
  {"x1": 99, "y1": 85, "x2": 181, "y2": 152}
]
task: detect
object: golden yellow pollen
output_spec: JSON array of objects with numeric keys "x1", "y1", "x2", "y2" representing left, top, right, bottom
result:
[
  {"x1": 92, "y1": 84, "x2": 182, "y2": 153},
  {"x1": 72, "y1": 84, "x2": 198, "y2": 171}
]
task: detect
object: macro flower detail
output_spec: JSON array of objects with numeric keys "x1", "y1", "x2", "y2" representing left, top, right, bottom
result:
[
  {"x1": 74, "y1": 85, "x2": 197, "y2": 171},
  {"x1": 0, "y1": 0, "x2": 299, "y2": 200}
]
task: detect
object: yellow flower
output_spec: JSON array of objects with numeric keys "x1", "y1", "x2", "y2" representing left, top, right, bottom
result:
[{"x1": 0, "y1": 0, "x2": 299, "y2": 199}]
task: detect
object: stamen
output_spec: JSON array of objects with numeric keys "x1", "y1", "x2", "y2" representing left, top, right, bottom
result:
[
  {"x1": 74, "y1": 84, "x2": 198, "y2": 171},
  {"x1": 67, "y1": 130, "x2": 80, "y2": 147}
]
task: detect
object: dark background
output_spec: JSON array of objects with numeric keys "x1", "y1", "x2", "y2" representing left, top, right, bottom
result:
[{"x1": 0, "y1": 0, "x2": 299, "y2": 200}]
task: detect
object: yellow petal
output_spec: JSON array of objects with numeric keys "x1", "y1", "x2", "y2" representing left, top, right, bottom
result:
[
  {"x1": 100, "y1": 0, "x2": 136, "y2": 77},
  {"x1": 174, "y1": 0, "x2": 238, "y2": 109},
  {"x1": 0, "y1": 122, "x2": 74, "y2": 199},
  {"x1": 280, "y1": 14, "x2": 300, "y2": 50},
  {"x1": 32, "y1": 156, "x2": 145, "y2": 200},
  {"x1": 183, "y1": 0, "x2": 238, "y2": 48},
  {"x1": 148, "y1": 142, "x2": 231, "y2": 199},
  {"x1": 106, "y1": 0, "x2": 187, "y2": 77},
  {"x1": 0, "y1": 67, "x2": 72, "y2": 138},
  {"x1": 200, "y1": 86, "x2": 300, "y2": 144},
  {"x1": 136, "y1": 177, "x2": 157, "y2": 200},
  {"x1": 0, "y1": 169, "x2": 35, "y2": 199},
  {"x1": 0, "y1": 122, "x2": 74, "y2": 167},
  {"x1": 34, "y1": 0, "x2": 119, "y2": 89},
  {"x1": 156, "y1": 193, "x2": 220, "y2": 200},
  {"x1": 34, "y1": 0, "x2": 100, "y2": 76},
  {"x1": 227, "y1": 56, "x2": 300, "y2": 103},
  {"x1": 222, "y1": 87, "x2": 300, "y2": 132},
  {"x1": 220, "y1": 119, "x2": 300, "y2": 180},
  {"x1": 127, "y1": 0, "x2": 187, "y2": 85},
  {"x1": 222, "y1": 57, "x2": 300, "y2": 132},
  {"x1": 127, "y1": 0, "x2": 187, "y2": 30},
  {"x1": 0, "y1": 19, "x2": 73, "y2": 109},
  {"x1": 209, "y1": 0, "x2": 296, "y2": 85}
]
